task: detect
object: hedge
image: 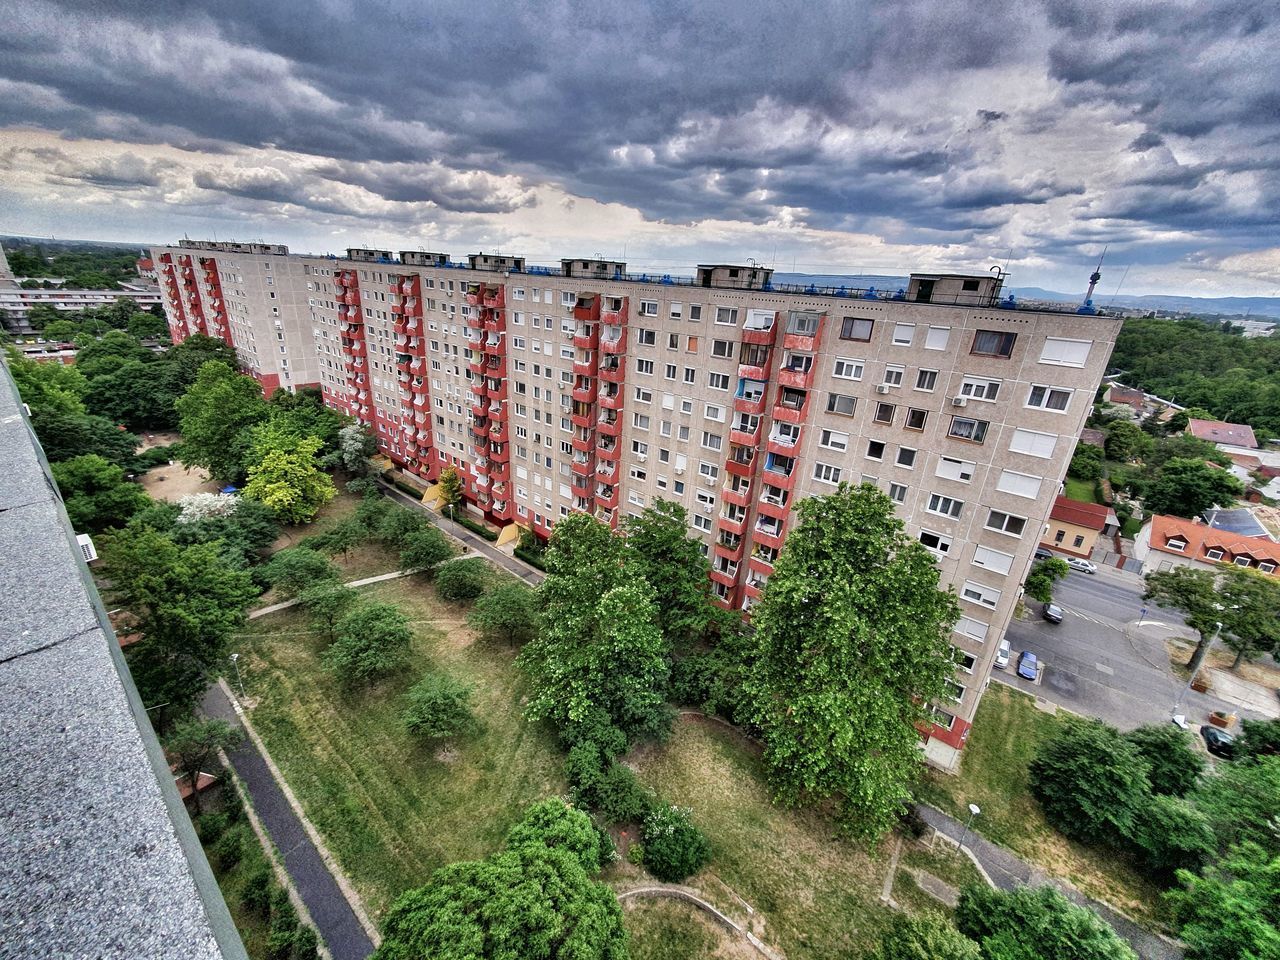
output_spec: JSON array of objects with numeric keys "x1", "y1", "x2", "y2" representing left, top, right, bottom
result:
[{"x1": 514, "y1": 545, "x2": 547, "y2": 570}]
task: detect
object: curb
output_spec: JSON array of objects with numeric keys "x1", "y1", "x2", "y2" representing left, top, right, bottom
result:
[
  {"x1": 618, "y1": 885, "x2": 783, "y2": 960},
  {"x1": 217, "y1": 678, "x2": 382, "y2": 948}
]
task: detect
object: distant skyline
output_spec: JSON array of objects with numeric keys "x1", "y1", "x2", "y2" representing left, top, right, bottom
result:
[{"x1": 2, "y1": 0, "x2": 1278, "y2": 297}]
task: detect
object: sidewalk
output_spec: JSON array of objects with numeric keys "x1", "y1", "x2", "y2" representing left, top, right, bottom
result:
[
  {"x1": 376, "y1": 479, "x2": 545, "y2": 585},
  {"x1": 249, "y1": 568, "x2": 415, "y2": 620},
  {"x1": 203, "y1": 683, "x2": 377, "y2": 960},
  {"x1": 915, "y1": 804, "x2": 1183, "y2": 960}
]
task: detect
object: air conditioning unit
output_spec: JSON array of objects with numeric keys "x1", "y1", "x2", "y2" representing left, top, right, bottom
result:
[
  {"x1": 951, "y1": 396, "x2": 969, "y2": 408},
  {"x1": 701, "y1": 502, "x2": 714, "y2": 513},
  {"x1": 876, "y1": 384, "x2": 892, "y2": 395},
  {"x1": 75, "y1": 533, "x2": 97, "y2": 563},
  {"x1": 636, "y1": 453, "x2": 647, "y2": 462},
  {"x1": 674, "y1": 467, "x2": 685, "y2": 475},
  {"x1": 700, "y1": 475, "x2": 715, "y2": 486}
]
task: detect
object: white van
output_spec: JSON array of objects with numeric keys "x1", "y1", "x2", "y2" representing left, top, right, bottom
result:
[{"x1": 994, "y1": 639, "x2": 1012, "y2": 669}]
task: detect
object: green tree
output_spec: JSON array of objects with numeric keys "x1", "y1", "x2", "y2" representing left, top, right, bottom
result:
[
  {"x1": 175, "y1": 361, "x2": 269, "y2": 483},
  {"x1": 401, "y1": 672, "x2": 476, "y2": 742},
  {"x1": 1028, "y1": 717, "x2": 1152, "y2": 846},
  {"x1": 29, "y1": 409, "x2": 138, "y2": 466},
  {"x1": 468, "y1": 582, "x2": 539, "y2": 644},
  {"x1": 5, "y1": 347, "x2": 88, "y2": 414},
  {"x1": 242, "y1": 426, "x2": 336, "y2": 524},
  {"x1": 170, "y1": 497, "x2": 279, "y2": 569},
  {"x1": 1105, "y1": 420, "x2": 1155, "y2": 463},
  {"x1": 621, "y1": 499, "x2": 714, "y2": 649},
  {"x1": 1237, "y1": 718, "x2": 1280, "y2": 760},
  {"x1": 874, "y1": 912, "x2": 980, "y2": 960},
  {"x1": 164, "y1": 718, "x2": 241, "y2": 814},
  {"x1": 323, "y1": 602, "x2": 413, "y2": 685},
  {"x1": 399, "y1": 526, "x2": 454, "y2": 574},
  {"x1": 1069, "y1": 443, "x2": 1105, "y2": 481},
  {"x1": 1144, "y1": 457, "x2": 1244, "y2": 518},
  {"x1": 318, "y1": 515, "x2": 367, "y2": 560},
  {"x1": 434, "y1": 557, "x2": 488, "y2": 603},
  {"x1": 73, "y1": 330, "x2": 153, "y2": 379},
  {"x1": 264, "y1": 547, "x2": 337, "y2": 598},
  {"x1": 264, "y1": 387, "x2": 345, "y2": 453},
  {"x1": 640, "y1": 804, "x2": 710, "y2": 882},
  {"x1": 101, "y1": 528, "x2": 257, "y2": 725},
  {"x1": 84, "y1": 359, "x2": 182, "y2": 431},
  {"x1": 375, "y1": 503, "x2": 427, "y2": 547},
  {"x1": 1216, "y1": 567, "x2": 1280, "y2": 669},
  {"x1": 1124, "y1": 724, "x2": 1205, "y2": 796},
  {"x1": 165, "y1": 335, "x2": 240, "y2": 390},
  {"x1": 1144, "y1": 567, "x2": 1225, "y2": 677},
  {"x1": 1165, "y1": 407, "x2": 1217, "y2": 435},
  {"x1": 298, "y1": 582, "x2": 358, "y2": 643},
  {"x1": 742, "y1": 483, "x2": 960, "y2": 841},
  {"x1": 1166, "y1": 843, "x2": 1280, "y2": 960},
  {"x1": 438, "y1": 465, "x2": 463, "y2": 513},
  {"x1": 51, "y1": 453, "x2": 150, "y2": 531},
  {"x1": 1131, "y1": 794, "x2": 1216, "y2": 878},
  {"x1": 323, "y1": 423, "x2": 377, "y2": 475},
  {"x1": 372, "y1": 799, "x2": 625, "y2": 960},
  {"x1": 1024, "y1": 557, "x2": 1070, "y2": 603},
  {"x1": 1192, "y1": 756, "x2": 1280, "y2": 856},
  {"x1": 956, "y1": 885, "x2": 1138, "y2": 960},
  {"x1": 1149, "y1": 432, "x2": 1231, "y2": 470},
  {"x1": 128, "y1": 311, "x2": 169, "y2": 340}
]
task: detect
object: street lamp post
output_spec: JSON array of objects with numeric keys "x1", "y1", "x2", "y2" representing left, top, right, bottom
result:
[
  {"x1": 958, "y1": 803, "x2": 981, "y2": 852},
  {"x1": 229, "y1": 653, "x2": 246, "y2": 700},
  {"x1": 1172, "y1": 619, "x2": 1222, "y2": 725}
]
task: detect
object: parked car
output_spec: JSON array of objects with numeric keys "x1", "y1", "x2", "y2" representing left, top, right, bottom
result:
[
  {"x1": 1201, "y1": 726, "x2": 1236, "y2": 759},
  {"x1": 995, "y1": 639, "x2": 1012, "y2": 669},
  {"x1": 1034, "y1": 547, "x2": 1055, "y2": 561},
  {"x1": 1042, "y1": 603, "x2": 1064, "y2": 624},
  {"x1": 1065, "y1": 557, "x2": 1097, "y2": 574},
  {"x1": 1017, "y1": 651, "x2": 1039, "y2": 681}
]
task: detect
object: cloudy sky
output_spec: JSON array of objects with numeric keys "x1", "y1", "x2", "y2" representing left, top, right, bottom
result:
[{"x1": 1, "y1": 0, "x2": 1277, "y2": 296}]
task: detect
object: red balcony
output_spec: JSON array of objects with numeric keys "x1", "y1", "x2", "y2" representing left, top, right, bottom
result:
[
  {"x1": 599, "y1": 364, "x2": 625, "y2": 384},
  {"x1": 412, "y1": 394, "x2": 430, "y2": 411},
  {"x1": 601, "y1": 307, "x2": 627, "y2": 325},
  {"x1": 730, "y1": 426, "x2": 761, "y2": 448},
  {"x1": 474, "y1": 458, "x2": 491, "y2": 477},
  {"x1": 572, "y1": 298, "x2": 600, "y2": 322},
  {"x1": 489, "y1": 422, "x2": 509, "y2": 444},
  {"x1": 491, "y1": 501, "x2": 514, "y2": 522},
  {"x1": 596, "y1": 440, "x2": 619, "y2": 461},
  {"x1": 756, "y1": 497, "x2": 790, "y2": 522},
  {"x1": 571, "y1": 458, "x2": 593, "y2": 477},
  {"x1": 743, "y1": 581, "x2": 764, "y2": 601},
  {"x1": 737, "y1": 363, "x2": 769, "y2": 381},
  {"x1": 752, "y1": 524, "x2": 786, "y2": 551},
  {"x1": 489, "y1": 443, "x2": 510, "y2": 464},
  {"x1": 595, "y1": 460, "x2": 620, "y2": 485},
  {"x1": 761, "y1": 462, "x2": 796, "y2": 491},
  {"x1": 742, "y1": 319, "x2": 778, "y2": 346},
  {"x1": 722, "y1": 485, "x2": 751, "y2": 509},
  {"x1": 725, "y1": 457, "x2": 754, "y2": 479},
  {"x1": 483, "y1": 313, "x2": 503, "y2": 334},
  {"x1": 571, "y1": 433, "x2": 593, "y2": 454},
  {"x1": 466, "y1": 329, "x2": 485, "y2": 350},
  {"x1": 345, "y1": 341, "x2": 367, "y2": 358},
  {"x1": 569, "y1": 410, "x2": 593, "y2": 429},
  {"x1": 709, "y1": 567, "x2": 738, "y2": 589},
  {"x1": 771, "y1": 397, "x2": 810, "y2": 424},
  {"x1": 776, "y1": 365, "x2": 815, "y2": 390},
  {"x1": 486, "y1": 380, "x2": 508, "y2": 402},
  {"x1": 465, "y1": 286, "x2": 483, "y2": 306},
  {"x1": 748, "y1": 554, "x2": 776, "y2": 576},
  {"x1": 397, "y1": 356, "x2": 413, "y2": 373},
  {"x1": 573, "y1": 326, "x2": 598, "y2": 350},
  {"x1": 489, "y1": 460, "x2": 510, "y2": 484},
  {"x1": 595, "y1": 486, "x2": 620, "y2": 510},
  {"x1": 573, "y1": 356, "x2": 597, "y2": 377},
  {"x1": 714, "y1": 538, "x2": 745, "y2": 563},
  {"x1": 483, "y1": 288, "x2": 504, "y2": 309},
  {"x1": 601, "y1": 330, "x2": 627, "y2": 354},
  {"x1": 718, "y1": 513, "x2": 747, "y2": 537},
  {"x1": 483, "y1": 336, "x2": 506, "y2": 358},
  {"x1": 597, "y1": 416, "x2": 621, "y2": 438},
  {"x1": 599, "y1": 389, "x2": 623, "y2": 410},
  {"x1": 766, "y1": 437, "x2": 801, "y2": 458},
  {"x1": 343, "y1": 290, "x2": 362, "y2": 307}
]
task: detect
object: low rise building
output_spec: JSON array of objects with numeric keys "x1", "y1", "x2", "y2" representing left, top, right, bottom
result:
[
  {"x1": 1042, "y1": 495, "x2": 1116, "y2": 557},
  {"x1": 1135, "y1": 514, "x2": 1280, "y2": 577},
  {"x1": 1187, "y1": 418, "x2": 1258, "y2": 449}
]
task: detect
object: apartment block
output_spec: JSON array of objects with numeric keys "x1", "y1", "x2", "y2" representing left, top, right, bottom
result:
[{"x1": 153, "y1": 241, "x2": 1120, "y2": 768}]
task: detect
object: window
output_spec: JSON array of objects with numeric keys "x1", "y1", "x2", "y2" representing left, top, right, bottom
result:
[
  {"x1": 701, "y1": 431, "x2": 723, "y2": 451},
  {"x1": 1073, "y1": 535, "x2": 1085, "y2": 548},
  {"x1": 633, "y1": 413, "x2": 651, "y2": 429},
  {"x1": 1039, "y1": 337, "x2": 1091, "y2": 367},
  {"x1": 866, "y1": 440, "x2": 886, "y2": 460},
  {"x1": 819, "y1": 429, "x2": 849, "y2": 451},
  {"x1": 889, "y1": 482, "x2": 908, "y2": 503},
  {"x1": 692, "y1": 513, "x2": 713, "y2": 532},
  {"x1": 896, "y1": 447, "x2": 917, "y2": 468},
  {"x1": 709, "y1": 372, "x2": 730, "y2": 390},
  {"x1": 1204, "y1": 547, "x2": 1225, "y2": 561},
  {"x1": 636, "y1": 358, "x2": 654, "y2": 375},
  {"x1": 813, "y1": 462, "x2": 842, "y2": 485},
  {"x1": 1009, "y1": 428, "x2": 1057, "y2": 458},
  {"x1": 920, "y1": 530, "x2": 953, "y2": 556},
  {"x1": 915, "y1": 369, "x2": 937, "y2": 391},
  {"x1": 689, "y1": 304, "x2": 702, "y2": 321},
  {"x1": 634, "y1": 386, "x2": 653, "y2": 403},
  {"x1": 955, "y1": 649, "x2": 977, "y2": 673},
  {"x1": 962, "y1": 581, "x2": 1001, "y2": 609},
  {"x1": 905, "y1": 408, "x2": 928, "y2": 430},
  {"x1": 704, "y1": 403, "x2": 724, "y2": 422},
  {"x1": 927, "y1": 493, "x2": 964, "y2": 518},
  {"x1": 840, "y1": 316, "x2": 873, "y2": 341},
  {"x1": 698, "y1": 461, "x2": 719, "y2": 480},
  {"x1": 925, "y1": 326, "x2": 950, "y2": 350},
  {"x1": 1026, "y1": 384, "x2": 1073, "y2": 411},
  {"x1": 971, "y1": 329, "x2": 1016, "y2": 357},
  {"x1": 711, "y1": 339, "x2": 734, "y2": 358},
  {"x1": 669, "y1": 302, "x2": 683, "y2": 318},
  {"x1": 787, "y1": 311, "x2": 820, "y2": 336},
  {"x1": 833, "y1": 358, "x2": 864, "y2": 380},
  {"x1": 972, "y1": 545, "x2": 1015, "y2": 575},
  {"x1": 1233, "y1": 556, "x2": 1252, "y2": 567},
  {"x1": 715, "y1": 306, "x2": 738, "y2": 325},
  {"x1": 1166, "y1": 538, "x2": 1187, "y2": 553},
  {"x1": 883, "y1": 365, "x2": 904, "y2": 386},
  {"x1": 667, "y1": 332, "x2": 680, "y2": 350},
  {"x1": 664, "y1": 363, "x2": 677, "y2": 380},
  {"x1": 959, "y1": 377, "x2": 1000, "y2": 401},
  {"x1": 1054, "y1": 529, "x2": 1066, "y2": 544},
  {"x1": 985, "y1": 510, "x2": 1027, "y2": 537},
  {"x1": 639, "y1": 299, "x2": 658, "y2": 316},
  {"x1": 955, "y1": 616, "x2": 988, "y2": 641},
  {"x1": 948, "y1": 417, "x2": 989, "y2": 443},
  {"x1": 638, "y1": 329, "x2": 656, "y2": 346},
  {"x1": 874, "y1": 402, "x2": 895, "y2": 424},
  {"x1": 827, "y1": 393, "x2": 856, "y2": 416},
  {"x1": 996, "y1": 470, "x2": 1042, "y2": 499},
  {"x1": 892, "y1": 323, "x2": 915, "y2": 345}
]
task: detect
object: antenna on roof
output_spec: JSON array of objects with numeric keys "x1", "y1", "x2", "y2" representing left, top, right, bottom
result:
[{"x1": 1084, "y1": 246, "x2": 1107, "y2": 303}]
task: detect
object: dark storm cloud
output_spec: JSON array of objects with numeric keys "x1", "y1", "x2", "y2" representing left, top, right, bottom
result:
[{"x1": 1, "y1": 0, "x2": 1278, "y2": 266}]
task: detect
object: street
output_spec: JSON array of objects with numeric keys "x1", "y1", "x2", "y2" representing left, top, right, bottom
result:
[{"x1": 997, "y1": 565, "x2": 1265, "y2": 731}]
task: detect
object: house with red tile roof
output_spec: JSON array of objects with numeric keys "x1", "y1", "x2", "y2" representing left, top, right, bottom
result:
[
  {"x1": 1134, "y1": 514, "x2": 1280, "y2": 578},
  {"x1": 1041, "y1": 495, "x2": 1117, "y2": 558},
  {"x1": 1187, "y1": 418, "x2": 1258, "y2": 449}
]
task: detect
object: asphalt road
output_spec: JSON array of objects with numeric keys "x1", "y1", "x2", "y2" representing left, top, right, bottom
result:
[{"x1": 999, "y1": 566, "x2": 1255, "y2": 730}]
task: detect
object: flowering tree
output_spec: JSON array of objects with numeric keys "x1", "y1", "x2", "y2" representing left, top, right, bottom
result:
[{"x1": 176, "y1": 492, "x2": 239, "y2": 523}]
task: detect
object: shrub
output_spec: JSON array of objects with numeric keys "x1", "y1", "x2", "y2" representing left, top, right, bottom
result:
[
  {"x1": 291, "y1": 925, "x2": 320, "y2": 960},
  {"x1": 642, "y1": 805, "x2": 710, "y2": 882},
  {"x1": 402, "y1": 672, "x2": 476, "y2": 742},
  {"x1": 399, "y1": 527, "x2": 454, "y2": 575},
  {"x1": 195, "y1": 812, "x2": 231, "y2": 844},
  {"x1": 627, "y1": 842, "x2": 645, "y2": 866},
  {"x1": 241, "y1": 864, "x2": 274, "y2": 917},
  {"x1": 264, "y1": 547, "x2": 337, "y2": 598},
  {"x1": 1130, "y1": 794, "x2": 1216, "y2": 878},
  {"x1": 669, "y1": 649, "x2": 747, "y2": 722},
  {"x1": 564, "y1": 740, "x2": 608, "y2": 809},
  {"x1": 269, "y1": 886, "x2": 298, "y2": 936},
  {"x1": 376, "y1": 504, "x2": 427, "y2": 546},
  {"x1": 468, "y1": 583, "x2": 538, "y2": 644},
  {"x1": 1124, "y1": 724, "x2": 1205, "y2": 796},
  {"x1": 899, "y1": 806, "x2": 928, "y2": 840},
  {"x1": 453, "y1": 511, "x2": 500, "y2": 541},
  {"x1": 956, "y1": 884, "x2": 1137, "y2": 960},
  {"x1": 1028, "y1": 717, "x2": 1151, "y2": 846},
  {"x1": 323, "y1": 602, "x2": 413, "y2": 685},
  {"x1": 558, "y1": 708, "x2": 628, "y2": 758},
  {"x1": 595, "y1": 763, "x2": 656, "y2": 826},
  {"x1": 211, "y1": 824, "x2": 244, "y2": 870},
  {"x1": 874, "y1": 912, "x2": 980, "y2": 960},
  {"x1": 345, "y1": 477, "x2": 377, "y2": 497},
  {"x1": 513, "y1": 545, "x2": 547, "y2": 571},
  {"x1": 435, "y1": 557, "x2": 488, "y2": 603}
]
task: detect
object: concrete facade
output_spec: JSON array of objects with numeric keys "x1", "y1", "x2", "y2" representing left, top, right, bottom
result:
[{"x1": 153, "y1": 241, "x2": 1121, "y2": 767}]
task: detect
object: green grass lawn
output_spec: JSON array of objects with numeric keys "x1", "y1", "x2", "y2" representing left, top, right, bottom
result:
[
  {"x1": 1063, "y1": 476, "x2": 1103, "y2": 504},
  {"x1": 918, "y1": 683, "x2": 1166, "y2": 926},
  {"x1": 268, "y1": 489, "x2": 403, "y2": 582},
  {"x1": 233, "y1": 574, "x2": 565, "y2": 918},
  {"x1": 629, "y1": 718, "x2": 896, "y2": 960},
  {"x1": 622, "y1": 899, "x2": 746, "y2": 960}
]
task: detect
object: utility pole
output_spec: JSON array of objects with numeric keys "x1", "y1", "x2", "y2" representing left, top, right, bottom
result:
[
  {"x1": 958, "y1": 803, "x2": 981, "y2": 852},
  {"x1": 1173, "y1": 620, "x2": 1221, "y2": 724}
]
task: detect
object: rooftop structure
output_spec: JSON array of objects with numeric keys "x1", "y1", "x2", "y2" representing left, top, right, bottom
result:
[
  {"x1": 0, "y1": 363, "x2": 243, "y2": 959},
  {"x1": 1202, "y1": 506, "x2": 1272, "y2": 540},
  {"x1": 1049, "y1": 495, "x2": 1111, "y2": 532},
  {"x1": 178, "y1": 239, "x2": 288, "y2": 256},
  {"x1": 1137, "y1": 514, "x2": 1280, "y2": 577},
  {"x1": 1187, "y1": 418, "x2": 1258, "y2": 449}
]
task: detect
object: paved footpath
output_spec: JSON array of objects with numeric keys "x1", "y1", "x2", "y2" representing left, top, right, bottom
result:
[
  {"x1": 204, "y1": 683, "x2": 376, "y2": 960},
  {"x1": 916, "y1": 804, "x2": 1183, "y2": 960}
]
